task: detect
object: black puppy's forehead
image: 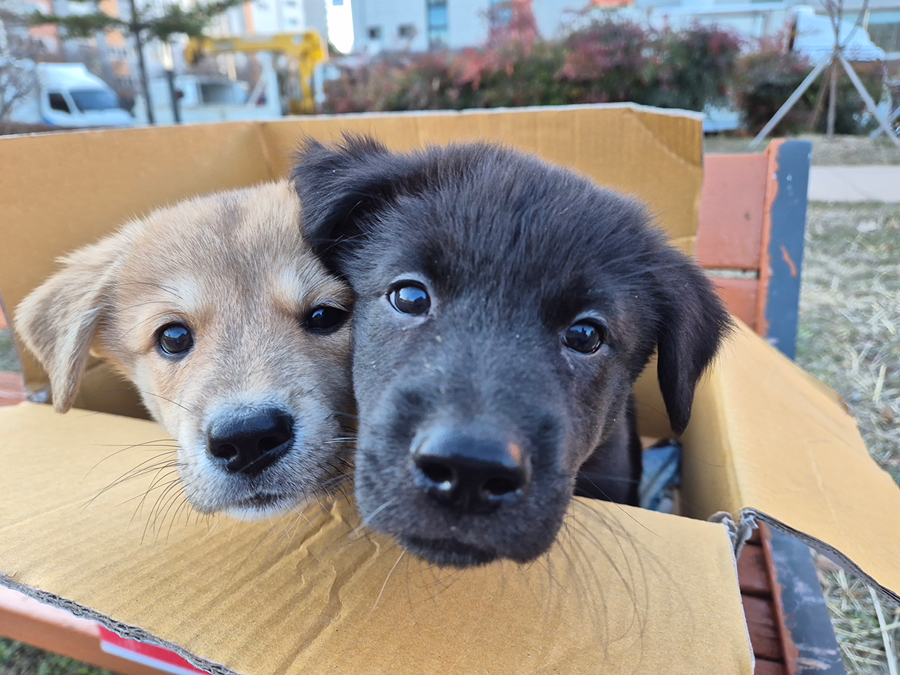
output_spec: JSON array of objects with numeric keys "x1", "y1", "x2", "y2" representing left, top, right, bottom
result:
[{"x1": 352, "y1": 147, "x2": 657, "y2": 321}]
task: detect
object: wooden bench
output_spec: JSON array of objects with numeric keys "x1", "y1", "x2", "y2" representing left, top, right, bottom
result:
[
  {"x1": 699, "y1": 139, "x2": 811, "y2": 360},
  {"x1": 0, "y1": 139, "x2": 829, "y2": 675}
]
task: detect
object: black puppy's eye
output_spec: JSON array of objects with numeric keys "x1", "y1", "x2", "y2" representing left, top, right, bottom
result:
[
  {"x1": 157, "y1": 323, "x2": 193, "y2": 357},
  {"x1": 388, "y1": 283, "x2": 430, "y2": 315},
  {"x1": 563, "y1": 320, "x2": 607, "y2": 354},
  {"x1": 305, "y1": 305, "x2": 348, "y2": 334}
]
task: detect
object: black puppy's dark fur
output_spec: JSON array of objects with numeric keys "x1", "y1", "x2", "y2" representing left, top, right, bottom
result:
[{"x1": 293, "y1": 136, "x2": 731, "y2": 568}]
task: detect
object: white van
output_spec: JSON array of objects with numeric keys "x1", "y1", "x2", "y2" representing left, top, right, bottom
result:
[{"x1": 6, "y1": 62, "x2": 134, "y2": 129}]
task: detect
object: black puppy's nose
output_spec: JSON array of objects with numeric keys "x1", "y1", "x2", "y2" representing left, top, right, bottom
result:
[
  {"x1": 207, "y1": 408, "x2": 294, "y2": 476},
  {"x1": 413, "y1": 431, "x2": 530, "y2": 514}
]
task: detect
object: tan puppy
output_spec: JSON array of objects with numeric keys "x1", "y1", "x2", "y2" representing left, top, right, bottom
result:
[{"x1": 15, "y1": 181, "x2": 354, "y2": 520}]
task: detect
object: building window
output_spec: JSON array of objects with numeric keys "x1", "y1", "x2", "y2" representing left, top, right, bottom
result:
[
  {"x1": 868, "y1": 20, "x2": 900, "y2": 53},
  {"x1": 427, "y1": 0, "x2": 448, "y2": 49},
  {"x1": 368, "y1": 26, "x2": 382, "y2": 39},
  {"x1": 398, "y1": 23, "x2": 415, "y2": 38},
  {"x1": 48, "y1": 92, "x2": 70, "y2": 113}
]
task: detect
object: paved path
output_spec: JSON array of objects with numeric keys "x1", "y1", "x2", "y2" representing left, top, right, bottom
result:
[{"x1": 808, "y1": 165, "x2": 900, "y2": 203}]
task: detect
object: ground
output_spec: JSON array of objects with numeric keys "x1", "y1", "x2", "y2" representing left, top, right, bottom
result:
[
  {"x1": 796, "y1": 202, "x2": 900, "y2": 675},
  {"x1": 0, "y1": 134, "x2": 898, "y2": 673},
  {"x1": 0, "y1": 639, "x2": 110, "y2": 675}
]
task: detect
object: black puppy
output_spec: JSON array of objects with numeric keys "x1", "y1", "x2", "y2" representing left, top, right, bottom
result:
[{"x1": 293, "y1": 136, "x2": 730, "y2": 568}]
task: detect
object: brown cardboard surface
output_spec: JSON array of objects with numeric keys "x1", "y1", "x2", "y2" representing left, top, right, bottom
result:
[
  {"x1": 0, "y1": 403, "x2": 752, "y2": 675},
  {"x1": 259, "y1": 106, "x2": 703, "y2": 253}
]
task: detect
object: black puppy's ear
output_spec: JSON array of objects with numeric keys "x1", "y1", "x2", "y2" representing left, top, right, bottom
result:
[
  {"x1": 292, "y1": 135, "x2": 418, "y2": 267},
  {"x1": 653, "y1": 250, "x2": 733, "y2": 434}
]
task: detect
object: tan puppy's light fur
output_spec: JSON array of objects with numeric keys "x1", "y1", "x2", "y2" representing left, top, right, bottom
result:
[{"x1": 15, "y1": 181, "x2": 354, "y2": 519}]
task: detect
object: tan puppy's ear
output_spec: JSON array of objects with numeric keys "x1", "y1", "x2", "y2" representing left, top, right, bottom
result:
[{"x1": 14, "y1": 234, "x2": 125, "y2": 413}]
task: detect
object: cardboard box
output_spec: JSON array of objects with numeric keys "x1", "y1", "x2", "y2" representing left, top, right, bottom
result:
[{"x1": 1, "y1": 105, "x2": 898, "y2": 674}]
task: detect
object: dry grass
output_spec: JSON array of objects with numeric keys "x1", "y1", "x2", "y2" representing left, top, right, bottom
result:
[
  {"x1": 797, "y1": 204, "x2": 900, "y2": 482},
  {"x1": 816, "y1": 561, "x2": 900, "y2": 675},
  {"x1": 798, "y1": 203, "x2": 900, "y2": 675},
  {"x1": 704, "y1": 133, "x2": 900, "y2": 165}
]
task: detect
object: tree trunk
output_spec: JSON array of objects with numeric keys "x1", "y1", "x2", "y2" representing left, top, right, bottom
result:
[
  {"x1": 165, "y1": 67, "x2": 181, "y2": 124},
  {"x1": 127, "y1": 0, "x2": 154, "y2": 125}
]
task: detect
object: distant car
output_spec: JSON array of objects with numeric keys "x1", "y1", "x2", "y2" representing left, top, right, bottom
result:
[{"x1": 5, "y1": 61, "x2": 134, "y2": 129}]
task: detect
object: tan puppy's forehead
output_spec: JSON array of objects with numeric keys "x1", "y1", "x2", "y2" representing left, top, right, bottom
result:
[{"x1": 108, "y1": 181, "x2": 350, "y2": 357}]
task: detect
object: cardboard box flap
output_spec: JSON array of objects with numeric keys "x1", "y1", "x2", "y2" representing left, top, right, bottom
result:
[
  {"x1": 259, "y1": 105, "x2": 703, "y2": 254},
  {"x1": 0, "y1": 403, "x2": 752, "y2": 675},
  {"x1": 684, "y1": 323, "x2": 900, "y2": 605}
]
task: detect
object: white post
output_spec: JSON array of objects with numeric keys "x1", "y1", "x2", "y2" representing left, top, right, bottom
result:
[
  {"x1": 750, "y1": 57, "x2": 831, "y2": 149},
  {"x1": 838, "y1": 54, "x2": 900, "y2": 148}
]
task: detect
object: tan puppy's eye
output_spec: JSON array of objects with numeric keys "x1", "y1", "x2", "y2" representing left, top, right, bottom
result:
[
  {"x1": 156, "y1": 323, "x2": 194, "y2": 358},
  {"x1": 304, "y1": 305, "x2": 348, "y2": 335}
]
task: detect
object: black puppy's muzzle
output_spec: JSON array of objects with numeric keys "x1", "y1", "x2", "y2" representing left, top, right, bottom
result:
[
  {"x1": 412, "y1": 428, "x2": 531, "y2": 515},
  {"x1": 206, "y1": 407, "x2": 295, "y2": 477}
]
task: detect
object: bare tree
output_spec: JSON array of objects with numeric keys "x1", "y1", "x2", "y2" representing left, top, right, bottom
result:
[
  {"x1": 0, "y1": 58, "x2": 36, "y2": 119},
  {"x1": 0, "y1": 1, "x2": 45, "y2": 120}
]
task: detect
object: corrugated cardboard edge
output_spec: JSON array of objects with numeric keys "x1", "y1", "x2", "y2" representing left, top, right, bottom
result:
[
  {"x1": 283, "y1": 102, "x2": 705, "y2": 124},
  {"x1": 742, "y1": 512, "x2": 900, "y2": 607},
  {"x1": 0, "y1": 575, "x2": 231, "y2": 675},
  {"x1": 708, "y1": 512, "x2": 759, "y2": 672}
]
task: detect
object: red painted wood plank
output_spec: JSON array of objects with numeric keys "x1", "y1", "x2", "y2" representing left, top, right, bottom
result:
[
  {"x1": 698, "y1": 154, "x2": 769, "y2": 270},
  {"x1": 0, "y1": 371, "x2": 26, "y2": 406},
  {"x1": 760, "y1": 523, "x2": 799, "y2": 674},
  {"x1": 738, "y1": 543, "x2": 771, "y2": 597},
  {"x1": 710, "y1": 277, "x2": 759, "y2": 330},
  {"x1": 744, "y1": 595, "x2": 784, "y2": 662}
]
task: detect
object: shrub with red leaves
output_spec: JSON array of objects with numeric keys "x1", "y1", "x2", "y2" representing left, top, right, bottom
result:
[
  {"x1": 322, "y1": 9, "x2": 741, "y2": 116},
  {"x1": 558, "y1": 20, "x2": 649, "y2": 103}
]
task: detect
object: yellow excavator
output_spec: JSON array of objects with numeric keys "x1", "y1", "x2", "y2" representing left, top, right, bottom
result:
[{"x1": 185, "y1": 31, "x2": 327, "y2": 114}]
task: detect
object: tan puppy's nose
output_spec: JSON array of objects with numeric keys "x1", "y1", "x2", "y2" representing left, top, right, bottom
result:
[{"x1": 207, "y1": 408, "x2": 295, "y2": 477}]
